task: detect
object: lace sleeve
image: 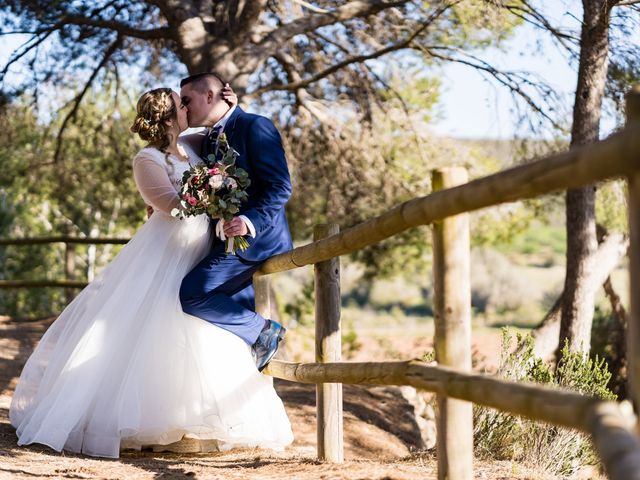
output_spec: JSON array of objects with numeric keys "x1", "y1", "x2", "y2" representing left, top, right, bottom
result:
[{"x1": 133, "y1": 152, "x2": 181, "y2": 214}]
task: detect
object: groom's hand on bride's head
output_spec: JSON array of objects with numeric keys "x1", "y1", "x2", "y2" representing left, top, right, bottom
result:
[{"x1": 221, "y1": 83, "x2": 238, "y2": 107}]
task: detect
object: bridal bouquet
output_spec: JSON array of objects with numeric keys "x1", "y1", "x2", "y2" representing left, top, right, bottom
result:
[{"x1": 171, "y1": 132, "x2": 251, "y2": 254}]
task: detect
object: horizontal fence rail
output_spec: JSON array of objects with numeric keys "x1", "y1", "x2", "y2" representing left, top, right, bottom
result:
[
  {"x1": 0, "y1": 280, "x2": 88, "y2": 288},
  {"x1": 264, "y1": 359, "x2": 640, "y2": 478},
  {"x1": 265, "y1": 359, "x2": 601, "y2": 432},
  {"x1": 0, "y1": 237, "x2": 130, "y2": 246},
  {"x1": 0, "y1": 237, "x2": 129, "y2": 289},
  {"x1": 259, "y1": 125, "x2": 640, "y2": 275}
]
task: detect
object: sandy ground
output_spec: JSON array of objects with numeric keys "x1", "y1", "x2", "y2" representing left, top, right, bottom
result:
[{"x1": 0, "y1": 315, "x2": 569, "y2": 479}]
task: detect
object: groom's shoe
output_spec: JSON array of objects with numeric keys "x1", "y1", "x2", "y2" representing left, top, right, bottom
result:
[{"x1": 252, "y1": 320, "x2": 286, "y2": 372}]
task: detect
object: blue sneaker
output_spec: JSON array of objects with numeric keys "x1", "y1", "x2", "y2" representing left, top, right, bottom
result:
[{"x1": 252, "y1": 320, "x2": 286, "y2": 372}]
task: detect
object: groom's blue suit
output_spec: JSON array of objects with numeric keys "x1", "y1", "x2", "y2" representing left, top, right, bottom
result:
[{"x1": 179, "y1": 107, "x2": 293, "y2": 345}]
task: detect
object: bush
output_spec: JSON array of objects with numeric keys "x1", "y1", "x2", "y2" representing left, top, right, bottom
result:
[
  {"x1": 474, "y1": 329, "x2": 615, "y2": 477},
  {"x1": 590, "y1": 305, "x2": 627, "y2": 398},
  {"x1": 283, "y1": 278, "x2": 315, "y2": 326}
]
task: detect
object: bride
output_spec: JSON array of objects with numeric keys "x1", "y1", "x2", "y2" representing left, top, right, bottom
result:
[{"x1": 9, "y1": 87, "x2": 294, "y2": 458}]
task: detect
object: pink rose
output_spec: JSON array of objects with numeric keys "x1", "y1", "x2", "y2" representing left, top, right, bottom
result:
[
  {"x1": 208, "y1": 167, "x2": 220, "y2": 175},
  {"x1": 187, "y1": 197, "x2": 197, "y2": 206}
]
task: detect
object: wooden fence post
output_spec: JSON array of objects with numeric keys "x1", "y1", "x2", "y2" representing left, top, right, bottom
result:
[
  {"x1": 314, "y1": 224, "x2": 344, "y2": 462},
  {"x1": 431, "y1": 168, "x2": 473, "y2": 480},
  {"x1": 254, "y1": 275, "x2": 271, "y2": 320},
  {"x1": 626, "y1": 85, "x2": 640, "y2": 417}
]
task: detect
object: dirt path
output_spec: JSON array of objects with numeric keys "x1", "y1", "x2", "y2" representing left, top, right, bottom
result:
[{"x1": 0, "y1": 316, "x2": 543, "y2": 479}]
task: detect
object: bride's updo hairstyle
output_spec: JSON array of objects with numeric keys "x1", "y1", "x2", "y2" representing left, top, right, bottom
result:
[{"x1": 130, "y1": 88, "x2": 177, "y2": 152}]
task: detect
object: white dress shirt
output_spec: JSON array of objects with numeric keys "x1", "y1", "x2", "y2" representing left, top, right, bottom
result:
[{"x1": 210, "y1": 105, "x2": 256, "y2": 239}]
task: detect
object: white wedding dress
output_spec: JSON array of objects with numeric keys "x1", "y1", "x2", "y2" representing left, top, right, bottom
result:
[{"x1": 9, "y1": 144, "x2": 293, "y2": 458}]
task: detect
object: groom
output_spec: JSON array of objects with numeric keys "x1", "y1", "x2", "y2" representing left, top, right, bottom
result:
[{"x1": 178, "y1": 73, "x2": 292, "y2": 371}]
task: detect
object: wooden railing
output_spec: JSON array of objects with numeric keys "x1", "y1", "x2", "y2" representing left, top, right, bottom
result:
[
  {"x1": 0, "y1": 237, "x2": 130, "y2": 302},
  {"x1": 253, "y1": 85, "x2": 640, "y2": 480}
]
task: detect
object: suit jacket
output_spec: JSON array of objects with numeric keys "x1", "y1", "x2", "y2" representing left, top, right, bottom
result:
[{"x1": 182, "y1": 107, "x2": 293, "y2": 262}]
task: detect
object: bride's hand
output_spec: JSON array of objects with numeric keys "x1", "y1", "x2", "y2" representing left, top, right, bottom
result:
[{"x1": 222, "y1": 83, "x2": 238, "y2": 107}]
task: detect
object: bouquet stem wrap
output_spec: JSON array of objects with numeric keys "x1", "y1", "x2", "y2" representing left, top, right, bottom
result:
[{"x1": 215, "y1": 219, "x2": 250, "y2": 254}]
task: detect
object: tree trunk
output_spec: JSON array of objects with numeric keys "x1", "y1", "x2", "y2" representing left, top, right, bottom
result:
[
  {"x1": 558, "y1": 0, "x2": 612, "y2": 358},
  {"x1": 161, "y1": 1, "x2": 265, "y2": 94},
  {"x1": 526, "y1": 230, "x2": 627, "y2": 361}
]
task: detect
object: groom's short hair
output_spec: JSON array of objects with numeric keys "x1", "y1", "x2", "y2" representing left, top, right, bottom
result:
[{"x1": 180, "y1": 73, "x2": 225, "y2": 93}]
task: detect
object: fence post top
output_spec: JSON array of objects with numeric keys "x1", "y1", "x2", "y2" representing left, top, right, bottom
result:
[
  {"x1": 431, "y1": 166, "x2": 468, "y2": 174},
  {"x1": 431, "y1": 167, "x2": 469, "y2": 191}
]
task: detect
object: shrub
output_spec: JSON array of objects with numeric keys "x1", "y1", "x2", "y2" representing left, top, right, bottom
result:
[
  {"x1": 474, "y1": 329, "x2": 615, "y2": 477},
  {"x1": 283, "y1": 278, "x2": 315, "y2": 326},
  {"x1": 590, "y1": 305, "x2": 627, "y2": 398}
]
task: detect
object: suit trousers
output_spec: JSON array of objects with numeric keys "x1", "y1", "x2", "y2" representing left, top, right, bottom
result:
[{"x1": 179, "y1": 241, "x2": 266, "y2": 345}]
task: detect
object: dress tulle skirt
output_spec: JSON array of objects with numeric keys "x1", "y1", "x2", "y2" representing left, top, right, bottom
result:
[{"x1": 9, "y1": 212, "x2": 293, "y2": 458}]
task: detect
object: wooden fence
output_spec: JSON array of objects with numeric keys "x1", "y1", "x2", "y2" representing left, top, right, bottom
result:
[
  {"x1": 0, "y1": 236, "x2": 130, "y2": 302},
  {"x1": 253, "y1": 86, "x2": 640, "y2": 479},
  {"x1": 2, "y1": 86, "x2": 640, "y2": 478}
]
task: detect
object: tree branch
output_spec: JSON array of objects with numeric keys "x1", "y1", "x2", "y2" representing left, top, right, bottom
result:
[
  {"x1": 249, "y1": 1, "x2": 460, "y2": 98},
  {"x1": 257, "y1": 0, "x2": 411, "y2": 56},
  {"x1": 603, "y1": 275, "x2": 628, "y2": 324},
  {"x1": 250, "y1": 22, "x2": 429, "y2": 96},
  {"x1": 361, "y1": 62, "x2": 427, "y2": 163},
  {"x1": 422, "y1": 46, "x2": 567, "y2": 132},
  {"x1": 61, "y1": 15, "x2": 171, "y2": 39},
  {"x1": 269, "y1": 51, "x2": 332, "y2": 123},
  {"x1": 501, "y1": 1, "x2": 579, "y2": 50},
  {"x1": 52, "y1": 35, "x2": 123, "y2": 164},
  {"x1": 292, "y1": 0, "x2": 331, "y2": 14},
  {"x1": 1, "y1": 29, "x2": 56, "y2": 81}
]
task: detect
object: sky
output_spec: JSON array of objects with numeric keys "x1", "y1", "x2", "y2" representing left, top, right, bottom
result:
[
  {"x1": 431, "y1": 2, "x2": 581, "y2": 139},
  {"x1": 0, "y1": 2, "x2": 636, "y2": 140}
]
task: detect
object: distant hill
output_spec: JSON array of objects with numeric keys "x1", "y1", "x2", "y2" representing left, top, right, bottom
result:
[{"x1": 448, "y1": 137, "x2": 568, "y2": 167}]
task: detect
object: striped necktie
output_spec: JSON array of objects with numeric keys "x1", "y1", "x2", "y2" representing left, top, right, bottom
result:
[{"x1": 204, "y1": 125, "x2": 223, "y2": 164}]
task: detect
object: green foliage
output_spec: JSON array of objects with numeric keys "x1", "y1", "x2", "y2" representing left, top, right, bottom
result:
[
  {"x1": 283, "y1": 73, "x2": 442, "y2": 280},
  {"x1": 596, "y1": 179, "x2": 627, "y2": 234},
  {"x1": 283, "y1": 278, "x2": 315, "y2": 327},
  {"x1": 422, "y1": 349, "x2": 435, "y2": 363},
  {"x1": 284, "y1": 72, "x2": 556, "y2": 281},
  {"x1": 474, "y1": 329, "x2": 615, "y2": 476},
  {"x1": 590, "y1": 305, "x2": 628, "y2": 398},
  {"x1": 455, "y1": 140, "x2": 566, "y2": 256},
  {"x1": 342, "y1": 326, "x2": 362, "y2": 359},
  {"x1": 431, "y1": 0, "x2": 524, "y2": 49},
  {"x1": 492, "y1": 220, "x2": 566, "y2": 268},
  {"x1": 471, "y1": 200, "x2": 544, "y2": 249},
  {"x1": 3, "y1": 0, "x2": 539, "y2": 290},
  {"x1": 0, "y1": 91, "x2": 145, "y2": 317}
]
